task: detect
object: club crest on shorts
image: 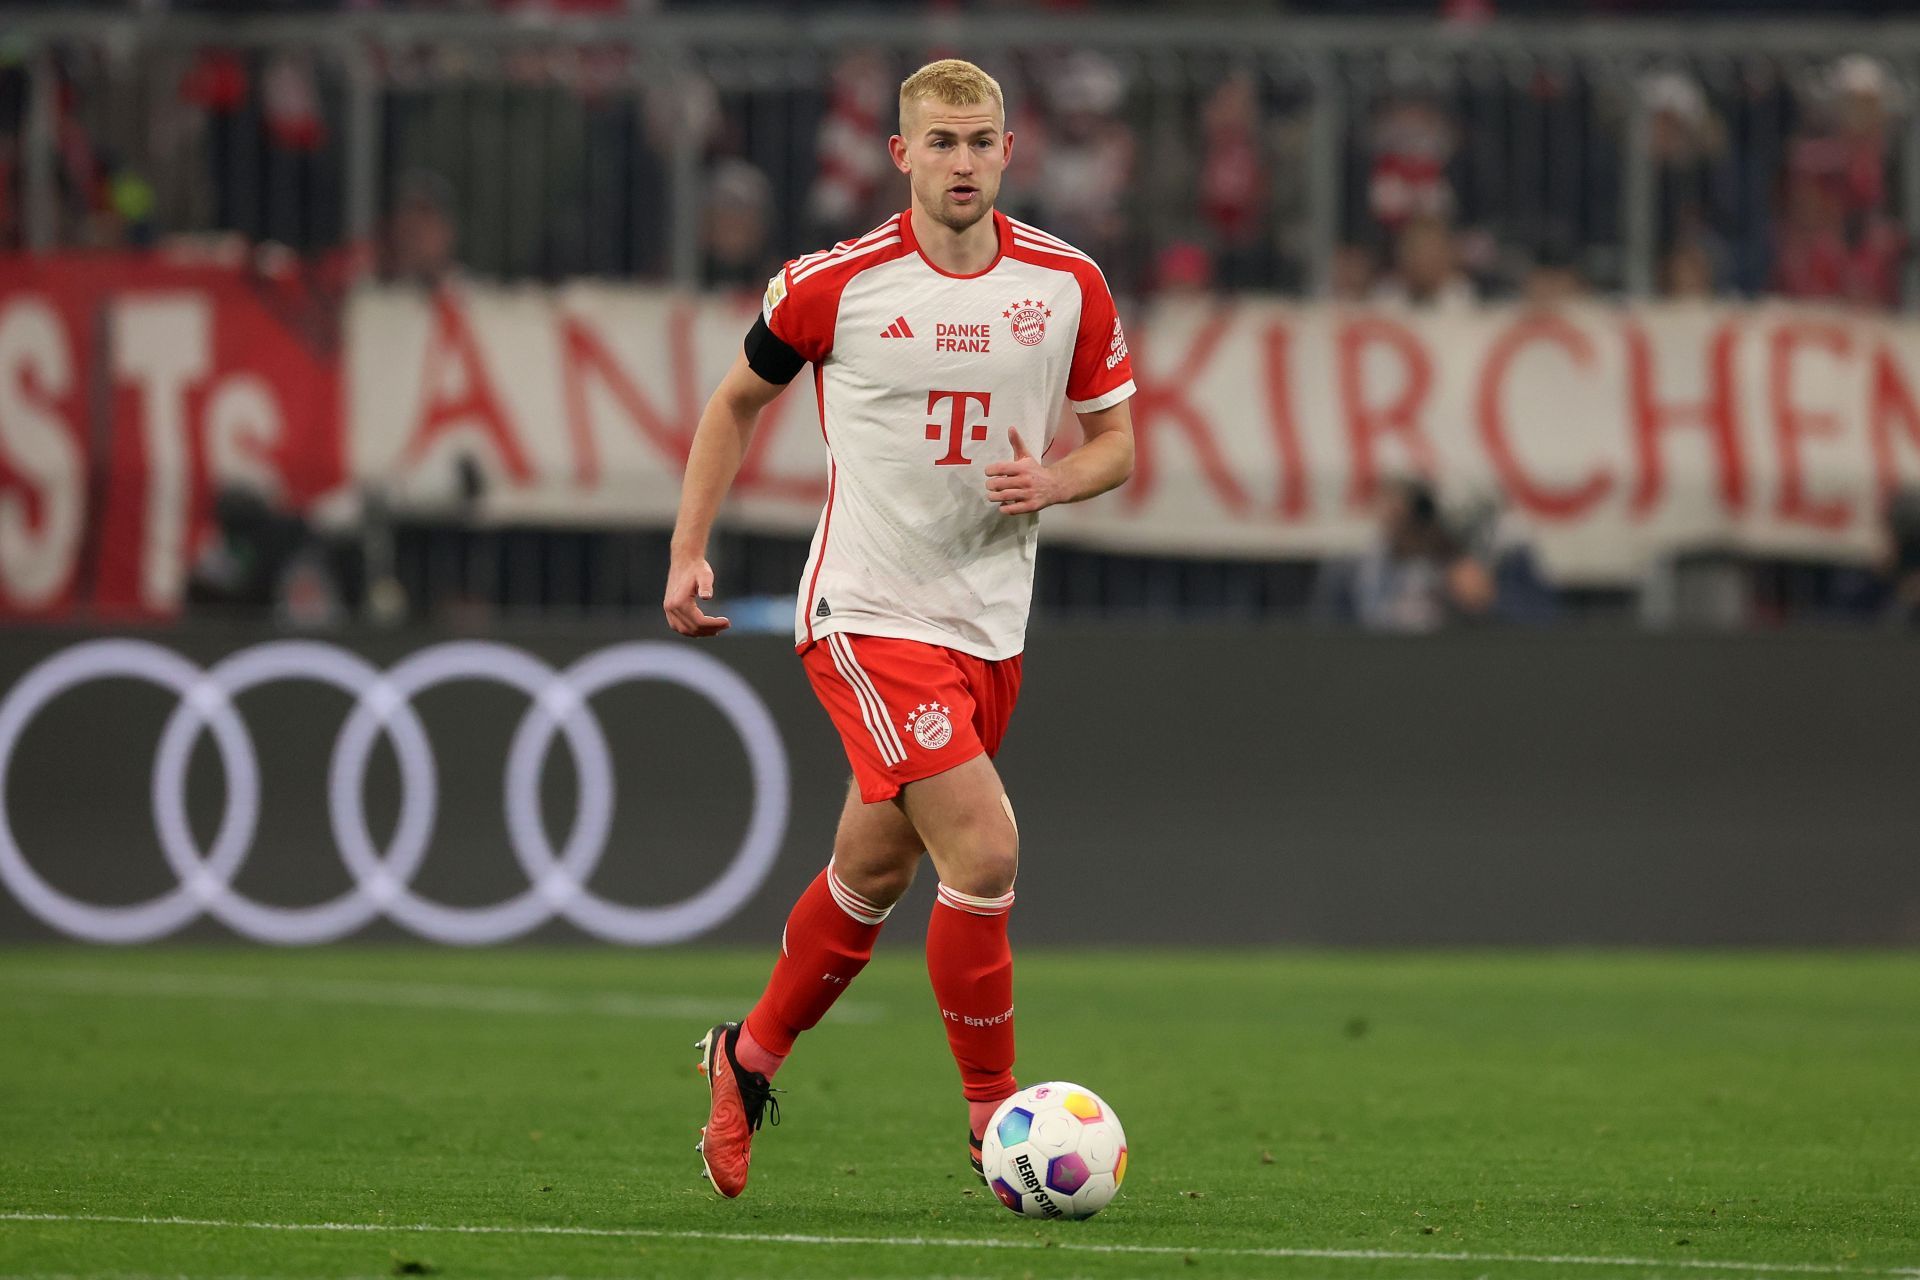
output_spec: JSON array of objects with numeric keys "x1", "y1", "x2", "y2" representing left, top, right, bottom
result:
[
  {"x1": 1002, "y1": 298, "x2": 1052, "y2": 347},
  {"x1": 905, "y1": 702, "x2": 954, "y2": 750}
]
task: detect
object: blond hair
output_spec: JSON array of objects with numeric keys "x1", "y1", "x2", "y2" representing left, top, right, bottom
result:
[{"x1": 898, "y1": 59, "x2": 1005, "y2": 134}]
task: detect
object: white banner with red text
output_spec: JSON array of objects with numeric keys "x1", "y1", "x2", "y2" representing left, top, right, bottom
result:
[{"x1": 348, "y1": 285, "x2": 1920, "y2": 584}]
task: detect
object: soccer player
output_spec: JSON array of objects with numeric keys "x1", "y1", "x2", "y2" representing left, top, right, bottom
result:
[{"x1": 664, "y1": 58, "x2": 1136, "y2": 1199}]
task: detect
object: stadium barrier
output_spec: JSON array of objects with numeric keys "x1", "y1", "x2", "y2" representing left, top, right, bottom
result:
[
  {"x1": 1, "y1": 625, "x2": 1914, "y2": 947},
  {"x1": 351, "y1": 285, "x2": 1920, "y2": 584},
  {"x1": 7, "y1": 255, "x2": 1920, "y2": 617}
]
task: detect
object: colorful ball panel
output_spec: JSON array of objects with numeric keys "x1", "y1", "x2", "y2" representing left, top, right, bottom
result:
[
  {"x1": 1062, "y1": 1091, "x2": 1102, "y2": 1121},
  {"x1": 991, "y1": 1178, "x2": 1022, "y2": 1212},
  {"x1": 1114, "y1": 1145, "x2": 1129, "y2": 1186},
  {"x1": 995, "y1": 1107, "x2": 1033, "y2": 1148},
  {"x1": 1046, "y1": 1151, "x2": 1091, "y2": 1195}
]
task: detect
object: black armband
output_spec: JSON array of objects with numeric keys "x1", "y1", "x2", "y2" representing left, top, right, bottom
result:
[{"x1": 744, "y1": 315, "x2": 805, "y2": 385}]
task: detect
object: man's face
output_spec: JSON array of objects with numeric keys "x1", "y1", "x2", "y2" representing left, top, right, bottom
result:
[
  {"x1": 392, "y1": 199, "x2": 455, "y2": 278},
  {"x1": 1839, "y1": 86, "x2": 1885, "y2": 138},
  {"x1": 890, "y1": 97, "x2": 1012, "y2": 233},
  {"x1": 1397, "y1": 220, "x2": 1453, "y2": 291}
]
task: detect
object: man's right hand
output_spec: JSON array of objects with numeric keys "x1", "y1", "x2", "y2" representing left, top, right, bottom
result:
[{"x1": 664, "y1": 557, "x2": 731, "y2": 637}]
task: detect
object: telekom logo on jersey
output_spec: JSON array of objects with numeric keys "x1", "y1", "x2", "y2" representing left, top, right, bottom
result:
[{"x1": 925, "y1": 390, "x2": 994, "y2": 466}]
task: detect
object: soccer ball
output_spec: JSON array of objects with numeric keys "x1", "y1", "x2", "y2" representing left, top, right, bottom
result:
[{"x1": 980, "y1": 1081, "x2": 1128, "y2": 1220}]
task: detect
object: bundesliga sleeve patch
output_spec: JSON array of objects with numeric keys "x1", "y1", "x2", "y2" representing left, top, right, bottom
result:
[{"x1": 761, "y1": 270, "x2": 789, "y2": 321}]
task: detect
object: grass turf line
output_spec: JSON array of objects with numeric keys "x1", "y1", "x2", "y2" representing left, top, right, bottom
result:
[{"x1": 0, "y1": 947, "x2": 1916, "y2": 1279}]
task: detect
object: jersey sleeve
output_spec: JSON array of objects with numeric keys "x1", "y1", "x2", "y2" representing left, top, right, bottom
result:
[
  {"x1": 1066, "y1": 269, "x2": 1136, "y2": 413},
  {"x1": 761, "y1": 260, "x2": 839, "y2": 365}
]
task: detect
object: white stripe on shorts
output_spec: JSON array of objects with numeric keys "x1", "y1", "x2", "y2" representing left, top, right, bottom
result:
[
  {"x1": 832, "y1": 633, "x2": 909, "y2": 765},
  {"x1": 827, "y1": 633, "x2": 907, "y2": 766}
]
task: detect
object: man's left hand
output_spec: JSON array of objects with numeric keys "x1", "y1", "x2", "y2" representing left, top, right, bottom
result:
[{"x1": 984, "y1": 427, "x2": 1064, "y2": 516}]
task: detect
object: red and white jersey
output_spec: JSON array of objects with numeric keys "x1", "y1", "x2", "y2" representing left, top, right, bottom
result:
[{"x1": 764, "y1": 208, "x2": 1136, "y2": 660}]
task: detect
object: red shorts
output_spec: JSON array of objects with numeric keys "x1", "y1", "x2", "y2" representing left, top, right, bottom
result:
[{"x1": 801, "y1": 632, "x2": 1024, "y2": 804}]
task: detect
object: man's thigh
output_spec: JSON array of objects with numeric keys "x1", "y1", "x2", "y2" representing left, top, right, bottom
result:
[
  {"x1": 896, "y1": 754, "x2": 1018, "y2": 890},
  {"x1": 831, "y1": 779, "x2": 923, "y2": 880}
]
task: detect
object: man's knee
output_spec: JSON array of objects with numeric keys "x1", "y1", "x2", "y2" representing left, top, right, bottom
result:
[
  {"x1": 836, "y1": 858, "x2": 918, "y2": 907},
  {"x1": 831, "y1": 838, "x2": 920, "y2": 907},
  {"x1": 947, "y1": 852, "x2": 1017, "y2": 899},
  {"x1": 939, "y1": 800, "x2": 1019, "y2": 898}
]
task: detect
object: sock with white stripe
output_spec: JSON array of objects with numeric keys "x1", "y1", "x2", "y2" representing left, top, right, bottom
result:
[
  {"x1": 927, "y1": 883, "x2": 1018, "y2": 1131},
  {"x1": 741, "y1": 864, "x2": 893, "y2": 1077}
]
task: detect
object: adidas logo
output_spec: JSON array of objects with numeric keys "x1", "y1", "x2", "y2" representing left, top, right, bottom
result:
[
  {"x1": 880, "y1": 317, "x2": 914, "y2": 339},
  {"x1": 815, "y1": 598, "x2": 832, "y2": 618}
]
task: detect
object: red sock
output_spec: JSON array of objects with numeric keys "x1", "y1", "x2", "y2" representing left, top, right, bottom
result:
[
  {"x1": 741, "y1": 865, "x2": 890, "y2": 1075},
  {"x1": 927, "y1": 883, "x2": 1018, "y2": 1120}
]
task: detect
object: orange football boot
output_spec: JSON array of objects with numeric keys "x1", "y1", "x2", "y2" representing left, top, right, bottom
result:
[{"x1": 694, "y1": 1022, "x2": 779, "y2": 1198}]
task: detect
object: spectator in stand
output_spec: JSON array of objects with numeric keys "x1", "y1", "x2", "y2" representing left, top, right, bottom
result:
[
  {"x1": 1312, "y1": 478, "x2": 1496, "y2": 632},
  {"x1": 101, "y1": 152, "x2": 157, "y2": 249},
  {"x1": 1772, "y1": 55, "x2": 1907, "y2": 309},
  {"x1": 381, "y1": 170, "x2": 459, "y2": 287},
  {"x1": 1197, "y1": 72, "x2": 1273, "y2": 289},
  {"x1": 1642, "y1": 70, "x2": 1735, "y2": 289},
  {"x1": 1328, "y1": 242, "x2": 1377, "y2": 302},
  {"x1": 261, "y1": 51, "x2": 324, "y2": 155},
  {"x1": 703, "y1": 156, "x2": 776, "y2": 289},
  {"x1": 1457, "y1": 495, "x2": 1560, "y2": 624},
  {"x1": 1367, "y1": 90, "x2": 1456, "y2": 235},
  {"x1": 1151, "y1": 239, "x2": 1214, "y2": 298},
  {"x1": 1373, "y1": 214, "x2": 1476, "y2": 309},
  {"x1": 42, "y1": 54, "x2": 111, "y2": 249},
  {"x1": 1028, "y1": 51, "x2": 1134, "y2": 285},
  {"x1": 1522, "y1": 232, "x2": 1587, "y2": 306},
  {"x1": 1661, "y1": 235, "x2": 1718, "y2": 299},
  {"x1": 260, "y1": 49, "x2": 332, "y2": 251},
  {"x1": 1828, "y1": 493, "x2": 1920, "y2": 625},
  {"x1": 1827, "y1": 55, "x2": 1898, "y2": 224},
  {"x1": 1772, "y1": 136, "x2": 1905, "y2": 307},
  {"x1": 806, "y1": 48, "x2": 898, "y2": 245},
  {"x1": 179, "y1": 47, "x2": 248, "y2": 237}
]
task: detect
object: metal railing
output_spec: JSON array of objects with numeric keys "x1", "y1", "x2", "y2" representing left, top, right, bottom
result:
[{"x1": 5, "y1": 10, "x2": 1919, "y2": 301}]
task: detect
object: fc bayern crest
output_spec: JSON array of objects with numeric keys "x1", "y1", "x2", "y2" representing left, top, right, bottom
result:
[
  {"x1": 905, "y1": 702, "x2": 955, "y2": 750},
  {"x1": 1003, "y1": 298, "x2": 1052, "y2": 347}
]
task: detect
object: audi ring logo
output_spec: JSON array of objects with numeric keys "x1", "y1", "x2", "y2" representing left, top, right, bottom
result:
[{"x1": 0, "y1": 639, "x2": 790, "y2": 946}]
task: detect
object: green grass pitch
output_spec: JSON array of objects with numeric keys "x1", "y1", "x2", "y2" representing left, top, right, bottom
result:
[{"x1": 1, "y1": 946, "x2": 1916, "y2": 1279}]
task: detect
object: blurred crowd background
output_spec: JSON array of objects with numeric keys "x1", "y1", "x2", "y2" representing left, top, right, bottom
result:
[
  {"x1": 5, "y1": 0, "x2": 1920, "y2": 632},
  {"x1": 13, "y1": 1, "x2": 1917, "y2": 305}
]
